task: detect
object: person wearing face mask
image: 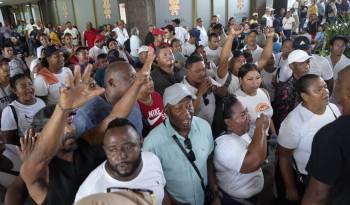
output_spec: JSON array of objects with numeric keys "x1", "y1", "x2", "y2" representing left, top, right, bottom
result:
[
  {"x1": 1, "y1": 74, "x2": 45, "y2": 144},
  {"x1": 170, "y1": 38, "x2": 186, "y2": 69},
  {"x1": 151, "y1": 45, "x2": 185, "y2": 95},
  {"x1": 89, "y1": 35, "x2": 107, "y2": 62},
  {"x1": 277, "y1": 74, "x2": 340, "y2": 203},
  {"x1": 34, "y1": 46, "x2": 73, "y2": 105}
]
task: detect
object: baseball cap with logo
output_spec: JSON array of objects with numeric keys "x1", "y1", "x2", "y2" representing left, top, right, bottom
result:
[
  {"x1": 163, "y1": 83, "x2": 196, "y2": 106},
  {"x1": 288, "y1": 49, "x2": 312, "y2": 65},
  {"x1": 293, "y1": 36, "x2": 311, "y2": 50}
]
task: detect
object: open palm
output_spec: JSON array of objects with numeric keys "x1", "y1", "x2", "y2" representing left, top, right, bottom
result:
[{"x1": 59, "y1": 64, "x2": 105, "y2": 110}]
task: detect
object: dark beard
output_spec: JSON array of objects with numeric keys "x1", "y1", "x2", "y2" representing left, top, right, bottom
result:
[{"x1": 109, "y1": 153, "x2": 142, "y2": 178}]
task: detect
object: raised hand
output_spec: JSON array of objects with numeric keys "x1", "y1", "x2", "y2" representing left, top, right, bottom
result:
[
  {"x1": 59, "y1": 64, "x2": 105, "y2": 110},
  {"x1": 139, "y1": 46, "x2": 155, "y2": 73},
  {"x1": 197, "y1": 78, "x2": 212, "y2": 97},
  {"x1": 229, "y1": 23, "x2": 244, "y2": 36},
  {"x1": 17, "y1": 128, "x2": 37, "y2": 162},
  {"x1": 265, "y1": 27, "x2": 275, "y2": 39}
]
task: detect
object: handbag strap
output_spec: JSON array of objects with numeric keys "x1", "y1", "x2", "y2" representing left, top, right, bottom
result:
[
  {"x1": 328, "y1": 104, "x2": 338, "y2": 120},
  {"x1": 291, "y1": 156, "x2": 304, "y2": 184},
  {"x1": 171, "y1": 135, "x2": 206, "y2": 191}
]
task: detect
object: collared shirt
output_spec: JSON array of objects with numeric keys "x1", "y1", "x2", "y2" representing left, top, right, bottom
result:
[
  {"x1": 196, "y1": 26, "x2": 208, "y2": 46},
  {"x1": 182, "y1": 41, "x2": 196, "y2": 57},
  {"x1": 112, "y1": 27, "x2": 129, "y2": 45},
  {"x1": 143, "y1": 117, "x2": 214, "y2": 205},
  {"x1": 182, "y1": 77, "x2": 220, "y2": 125},
  {"x1": 326, "y1": 54, "x2": 350, "y2": 80}
]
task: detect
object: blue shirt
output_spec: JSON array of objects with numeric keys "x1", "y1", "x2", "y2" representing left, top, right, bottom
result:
[
  {"x1": 143, "y1": 117, "x2": 214, "y2": 205},
  {"x1": 73, "y1": 96, "x2": 143, "y2": 137}
]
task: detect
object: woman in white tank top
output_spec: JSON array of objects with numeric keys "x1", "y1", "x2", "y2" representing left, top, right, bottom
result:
[{"x1": 235, "y1": 63, "x2": 276, "y2": 138}]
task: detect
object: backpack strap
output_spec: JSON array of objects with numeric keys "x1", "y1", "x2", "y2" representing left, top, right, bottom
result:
[
  {"x1": 9, "y1": 105, "x2": 19, "y2": 136},
  {"x1": 224, "y1": 72, "x2": 233, "y2": 88}
]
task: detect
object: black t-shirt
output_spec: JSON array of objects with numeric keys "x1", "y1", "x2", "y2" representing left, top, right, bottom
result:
[
  {"x1": 42, "y1": 139, "x2": 106, "y2": 205},
  {"x1": 150, "y1": 66, "x2": 185, "y2": 96},
  {"x1": 306, "y1": 115, "x2": 350, "y2": 204}
]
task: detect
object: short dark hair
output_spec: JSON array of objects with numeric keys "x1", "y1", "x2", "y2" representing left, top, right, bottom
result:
[
  {"x1": 170, "y1": 38, "x2": 181, "y2": 47},
  {"x1": 208, "y1": 33, "x2": 219, "y2": 41},
  {"x1": 106, "y1": 38, "x2": 118, "y2": 49},
  {"x1": 155, "y1": 45, "x2": 170, "y2": 57},
  {"x1": 75, "y1": 46, "x2": 89, "y2": 55},
  {"x1": 213, "y1": 23, "x2": 223, "y2": 30},
  {"x1": 64, "y1": 33, "x2": 72, "y2": 38},
  {"x1": 296, "y1": 74, "x2": 320, "y2": 97},
  {"x1": 10, "y1": 73, "x2": 31, "y2": 89},
  {"x1": 237, "y1": 63, "x2": 260, "y2": 78},
  {"x1": 223, "y1": 95, "x2": 239, "y2": 119},
  {"x1": 97, "y1": 53, "x2": 108, "y2": 60},
  {"x1": 185, "y1": 54, "x2": 204, "y2": 70},
  {"x1": 172, "y1": 18, "x2": 180, "y2": 25},
  {"x1": 66, "y1": 21, "x2": 71, "y2": 25},
  {"x1": 2, "y1": 41, "x2": 13, "y2": 49},
  {"x1": 106, "y1": 118, "x2": 137, "y2": 134}
]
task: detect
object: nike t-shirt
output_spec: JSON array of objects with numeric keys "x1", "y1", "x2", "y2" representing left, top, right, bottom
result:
[{"x1": 138, "y1": 91, "x2": 166, "y2": 136}]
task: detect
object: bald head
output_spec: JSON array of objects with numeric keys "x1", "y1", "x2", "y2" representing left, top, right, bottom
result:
[
  {"x1": 104, "y1": 62, "x2": 136, "y2": 104},
  {"x1": 104, "y1": 61, "x2": 135, "y2": 85}
]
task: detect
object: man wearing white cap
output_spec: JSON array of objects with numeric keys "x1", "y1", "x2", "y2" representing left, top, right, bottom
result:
[
  {"x1": 143, "y1": 83, "x2": 219, "y2": 205},
  {"x1": 274, "y1": 49, "x2": 312, "y2": 128},
  {"x1": 263, "y1": 7, "x2": 275, "y2": 27}
]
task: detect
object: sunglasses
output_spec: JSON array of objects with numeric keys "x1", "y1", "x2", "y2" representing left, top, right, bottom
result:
[{"x1": 184, "y1": 138, "x2": 196, "y2": 162}]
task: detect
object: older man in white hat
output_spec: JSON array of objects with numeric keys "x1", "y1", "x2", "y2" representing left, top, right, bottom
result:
[
  {"x1": 143, "y1": 83, "x2": 219, "y2": 205},
  {"x1": 263, "y1": 7, "x2": 275, "y2": 27}
]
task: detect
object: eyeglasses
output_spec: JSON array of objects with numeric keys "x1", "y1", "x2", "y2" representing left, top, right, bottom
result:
[{"x1": 184, "y1": 138, "x2": 196, "y2": 162}]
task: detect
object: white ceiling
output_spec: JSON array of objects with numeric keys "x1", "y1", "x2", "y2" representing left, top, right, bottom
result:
[{"x1": 0, "y1": 0, "x2": 38, "y2": 6}]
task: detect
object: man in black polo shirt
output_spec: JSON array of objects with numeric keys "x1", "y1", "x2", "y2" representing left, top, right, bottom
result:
[
  {"x1": 302, "y1": 65, "x2": 350, "y2": 205},
  {"x1": 151, "y1": 45, "x2": 185, "y2": 95}
]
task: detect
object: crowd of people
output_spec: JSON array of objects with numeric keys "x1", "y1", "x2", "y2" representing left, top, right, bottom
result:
[{"x1": 0, "y1": 0, "x2": 350, "y2": 205}]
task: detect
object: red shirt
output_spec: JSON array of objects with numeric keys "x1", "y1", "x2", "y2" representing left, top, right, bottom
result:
[
  {"x1": 138, "y1": 91, "x2": 166, "y2": 130},
  {"x1": 84, "y1": 29, "x2": 98, "y2": 49}
]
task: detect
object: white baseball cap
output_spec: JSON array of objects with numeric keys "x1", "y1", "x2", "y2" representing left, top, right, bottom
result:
[
  {"x1": 137, "y1": 45, "x2": 149, "y2": 54},
  {"x1": 288, "y1": 50, "x2": 312, "y2": 65},
  {"x1": 252, "y1": 12, "x2": 258, "y2": 16},
  {"x1": 266, "y1": 7, "x2": 275, "y2": 12},
  {"x1": 163, "y1": 83, "x2": 196, "y2": 106}
]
